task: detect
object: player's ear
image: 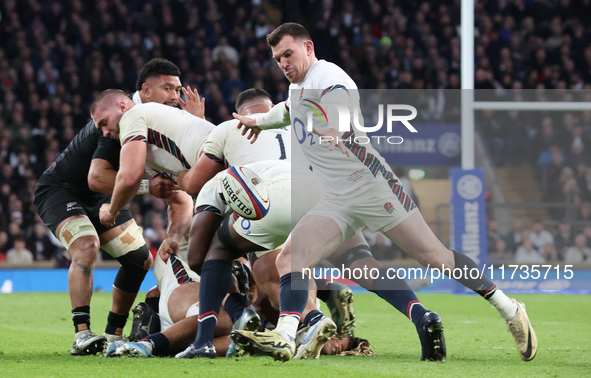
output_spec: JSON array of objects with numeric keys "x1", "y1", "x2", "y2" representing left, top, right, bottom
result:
[
  {"x1": 118, "y1": 100, "x2": 129, "y2": 112},
  {"x1": 141, "y1": 82, "x2": 150, "y2": 98},
  {"x1": 304, "y1": 40, "x2": 314, "y2": 56}
]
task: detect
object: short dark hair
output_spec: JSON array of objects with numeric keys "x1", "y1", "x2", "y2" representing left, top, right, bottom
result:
[
  {"x1": 266, "y1": 23, "x2": 311, "y2": 47},
  {"x1": 90, "y1": 89, "x2": 126, "y2": 116},
  {"x1": 235, "y1": 88, "x2": 272, "y2": 111},
  {"x1": 135, "y1": 59, "x2": 181, "y2": 91},
  {"x1": 14, "y1": 234, "x2": 26, "y2": 243}
]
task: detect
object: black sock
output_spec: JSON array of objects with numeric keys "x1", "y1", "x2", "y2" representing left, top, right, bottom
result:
[
  {"x1": 193, "y1": 260, "x2": 232, "y2": 347},
  {"x1": 145, "y1": 296, "x2": 160, "y2": 313},
  {"x1": 372, "y1": 268, "x2": 427, "y2": 328},
  {"x1": 143, "y1": 332, "x2": 169, "y2": 356},
  {"x1": 314, "y1": 278, "x2": 331, "y2": 302},
  {"x1": 224, "y1": 293, "x2": 248, "y2": 324},
  {"x1": 278, "y1": 272, "x2": 309, "y2": 321},
  {"x1": 303, "y1": 310, "x2": 324, "y2": 327},
  {"x1": 451, "y1": 251, "x2": 497, "y2": 299},
  {"x1": 72, "y1": 306, "x2": 90, "y2": 333},
  {"x1": 105, "y1": 311, "x2": 128, "y2": 335}
]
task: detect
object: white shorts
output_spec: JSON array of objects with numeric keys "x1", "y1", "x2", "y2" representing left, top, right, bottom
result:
[
  {"x1": 307, "y1": 179, "x2": 419, "y2": 241},
  {"x1": 233, "y1": 176, "x2": 322, "y2": 251},
  {"x1": 153, "y1": 252, "x2": 200, "y2": 331},
  {"x1": 176, "y1": 234, "x2": 189, "y2": 263}
]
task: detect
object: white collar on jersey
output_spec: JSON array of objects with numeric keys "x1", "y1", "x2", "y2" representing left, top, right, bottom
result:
[{"x1": 132, "y1": 91, "x2": 142, "y2": 104}]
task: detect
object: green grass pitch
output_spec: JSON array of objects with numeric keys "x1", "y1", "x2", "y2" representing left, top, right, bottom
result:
[{"x1": 1, "y1": 292, "x2": 590, "y2": 377}]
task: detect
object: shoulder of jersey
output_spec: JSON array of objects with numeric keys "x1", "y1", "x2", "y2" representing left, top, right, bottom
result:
[{"x1": 216, "y1": 119, "x2": 240, "y2": 130}]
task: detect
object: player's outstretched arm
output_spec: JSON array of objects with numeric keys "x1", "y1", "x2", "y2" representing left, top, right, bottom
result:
[
  {"x1": 179, "y1": 85, "x2": 205, "y2": 119},
  {"x1": 177, "y1": 153, "x2": 224, "y2": 197},
  {"x1": 233, "y1": 100, "x2": 290, "y2": 143},
  {"x1": 100, "y1": 140, "x2": 147, "y2": 226},
  {"x1": 89, "y1": 160, "x2": 178, "y2": 199}
]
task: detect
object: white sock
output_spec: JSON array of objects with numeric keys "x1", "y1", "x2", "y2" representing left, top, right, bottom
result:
[
  {"x1": 487, "y1": 289, "x2": 518, "y2": 319},
  {"x1": 273, "y1": 315, "x2": 299, "y2": 343}
]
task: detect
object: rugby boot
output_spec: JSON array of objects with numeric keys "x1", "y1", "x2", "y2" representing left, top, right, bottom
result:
[
  {"x1": 325, "y1": 282, "x2": 356, "y2": 338},
  {"x1": 101, "y1": 340, "x2": 128, "y2": 357},
  {"x1": 506, "y1": 299, "x2": 537, "y2": 361},
  {"x1": 71, "y1": 330, "x2": 106, "y2": 356},
  {"x1": 111, "y1": 341, "x2": 153, "y2": 358},
  {"x1": 129, "y1": 302, "x2": 159, "y2": 342},
  {"x1": 294, "y1": 316, "x2": 337, "y2": 359},
  {"x1": 417, "y1": 311, "x2": 446, "y2": 361},
  {"x1": 175, "y1": 341, "x2": 216, "y2": 359},
  {"x1": 231, "y1": 330, "x2": 295, "y2": 362},
  {"x1": 226, "y1": 306, "x2": 262, "y2": 357},
  {"x1": 232, "y1": 261, "x2": 252, "y2": 305}
]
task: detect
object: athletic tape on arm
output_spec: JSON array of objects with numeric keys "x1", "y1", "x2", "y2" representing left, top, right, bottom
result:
[{"x1": 137, "y1": 179, "x2": 150, "y2": 195}]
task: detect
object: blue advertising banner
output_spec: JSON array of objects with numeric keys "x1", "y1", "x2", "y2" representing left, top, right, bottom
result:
[
  {"x1": 370, "y1": 123, "x2": 461, "y2": 166},
  {"x1": 449, "y1": 167, "x2": 487, "y2": 267},
  {"x1": 0, "y1": 268, "x2": 157, "y2": 293}
]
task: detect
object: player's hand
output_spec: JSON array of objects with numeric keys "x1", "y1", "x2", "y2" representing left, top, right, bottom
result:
[
  {"x1": 99, "y1": 203, "x2": 118, "y2": 227},
  {"x1": 159, "y1": 237, "x2": 179, "y2": 257},
  {"x1": 176, "y1": 171, "x2": 187, "y2": 192},
  {"x1": 180, "y1": 86, "x2": 205, "y2": 119},
  {"x1": 312, "y1": 127, "x2": 350, "y2": 156},
  {"x1": 233, "y1": 112, "x2": 261, "y2": 143},
  {"x1": 149, "y1": 174, "x2": 179, "y2": 199}
]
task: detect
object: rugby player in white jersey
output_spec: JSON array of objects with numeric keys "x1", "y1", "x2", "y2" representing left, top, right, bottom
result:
[
  {"x1": 232, "y1": 23, "x2": 537, "y2": 362},
  {"x1": 90, "y1": 89, "x2": 215, "y2": 249},
  {"x1": 34, "y1": 59, "x2": 199, "y2": 355},
  {"x1": 172, "y1": 89, "x2": 355, "y2": 359},
  {"x1": 103, "y1": 245, "x2": 236, "y2": 358}
]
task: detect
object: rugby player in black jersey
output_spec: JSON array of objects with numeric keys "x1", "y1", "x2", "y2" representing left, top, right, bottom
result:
[{"x1": 34, "y1": 59, "x2": 202, "y2": 356}]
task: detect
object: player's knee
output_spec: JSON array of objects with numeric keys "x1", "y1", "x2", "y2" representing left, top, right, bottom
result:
[
  {"x1": 114, "y1": 244, "x2": 151, "y2": 293},
  {"x1": 71, "y1": 236, "x2": 100, "y2": 266},
  {"x1": 59, "y1": 217, "x2": 99, "y2": 257},
  {"x1": 188, "y1": 252, "x2": 204, "y2": 274},
  {"x1": 334, "y1": 245, "x2": 374, "y2": 270},
  {"x1": 415, "y1": 250, "x2": 448, "y2": 269},
  {"x1": 275, "y1": 251, "x2": 291, "y2": 275},
  {"x1": 146, "y1": 285, "x2": 160, "y2": 298}
]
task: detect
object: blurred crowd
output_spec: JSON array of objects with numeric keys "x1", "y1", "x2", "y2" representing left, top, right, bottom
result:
[
  {"x1": 1, "y1": 0, "x2": 591, "y2": 264},
  {"x1": 488, "y1": 219, "x2": 591, "y2": 264}
]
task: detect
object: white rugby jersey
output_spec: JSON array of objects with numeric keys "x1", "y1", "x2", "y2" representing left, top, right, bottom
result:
[
  {"x1": 203, "y1": 117, "x2": 291, "y2": 167},
  {"x1": 287, "y1": 59, "x2": 398, "y2": 198},
  {"x1": 194, "y1": 160, "x2": 300, "y2": 215},
  {"x1": 118, "y1": 102, "x2": 215, "y2": 180}
]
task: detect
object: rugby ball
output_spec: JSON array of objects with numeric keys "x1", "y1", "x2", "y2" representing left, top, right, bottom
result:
[{"x1": 220, "y1": 166, "x2": 270, "y2": 220}]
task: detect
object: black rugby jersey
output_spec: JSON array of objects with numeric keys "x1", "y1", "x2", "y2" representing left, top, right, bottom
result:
[{"x1": 37, "y1": 121, "x2": 121, "y2": 202}]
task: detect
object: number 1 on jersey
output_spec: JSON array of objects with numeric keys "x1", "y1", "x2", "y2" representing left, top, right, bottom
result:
[{"x1": 276, "y1": 134, "x2": 287, "y2": 160}]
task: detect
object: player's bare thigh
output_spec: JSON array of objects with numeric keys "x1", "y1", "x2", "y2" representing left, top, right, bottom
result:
[
  {"x1": 168, "y1": 281, "x2": 201, "y2": 324},
  {"x1": 277, "y1": 214, "x2": 343, "y2": 274},
  {"x1": 382, "y1": 211, "x2": 453, "y2": 269},
  {"x1": 166, "y1": 281, "x2": 232, "y2": 334}
]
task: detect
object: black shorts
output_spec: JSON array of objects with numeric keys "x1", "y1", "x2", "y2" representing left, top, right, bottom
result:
[{"x1": 34, "y1": 183, "x2": 134, "y2": 237}]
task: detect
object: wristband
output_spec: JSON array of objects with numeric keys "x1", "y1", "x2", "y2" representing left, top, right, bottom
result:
[{"x1": 137, "y1": 179, "x2": 150, "y2": 195}]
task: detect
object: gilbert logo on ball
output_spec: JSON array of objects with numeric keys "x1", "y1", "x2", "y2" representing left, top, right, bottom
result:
[{"x1": 221, "y1": 166, "x2": 270, "y2": 220}]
